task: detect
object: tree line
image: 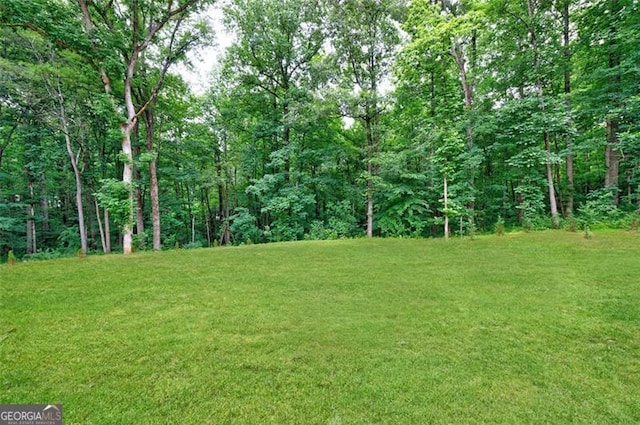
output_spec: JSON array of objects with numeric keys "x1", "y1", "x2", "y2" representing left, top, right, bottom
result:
[{"x1": 1, "y1": 0, "x2": 638, "y2": 258}]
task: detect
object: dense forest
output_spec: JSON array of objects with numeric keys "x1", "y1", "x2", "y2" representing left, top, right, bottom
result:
[{"x1": 0, "y1": 0, "x2": 638, "y2": 258}]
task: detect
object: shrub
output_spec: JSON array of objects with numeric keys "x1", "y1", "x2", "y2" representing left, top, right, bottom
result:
[
  {"x1": 132, "y1": 232, "x2": 149, "y2": 251},
  {"x1": 495, "y1": 216, "x2": 505, "y2": 236},
  {"x1": 7, "y1": 250, "x2": 16, "y2": 266},
  {"x1": 183, "y1": 241, "x2": 204, "y2": 250},
  {"x1": 566, "y1": 213, "x2": 577, "y2": 232},
  {"x1": 577, "y1": 188, "x2": 620, "y2": 229},
  {"x1": 22, "y1": 249, "x2": 66, "y2": 262},
  {"x1": 229, "y1": 208, "x2": 263, "y2": 245}
]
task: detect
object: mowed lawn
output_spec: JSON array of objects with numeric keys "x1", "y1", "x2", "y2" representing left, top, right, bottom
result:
[{"x1": 1, "y1": 231, "x2": 639, "y2": 424}]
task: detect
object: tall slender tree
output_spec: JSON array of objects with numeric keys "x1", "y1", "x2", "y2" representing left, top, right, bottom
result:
[{"x1": 329, "y1": 0, "x2": 403, "y2": 237}]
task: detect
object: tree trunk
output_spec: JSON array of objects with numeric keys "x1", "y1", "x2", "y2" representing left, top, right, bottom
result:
[
  {"x1": 121, "y1": 121, "x2": 135, "y2": 254},
  {"x1": 605, "y1": 121, "x2": 620, "y2": 192},
  {"x1": 119, "y1": 52, "x2": 141, "y2": 254},
  {"x1": 451, "y1": 39, "x2": 475, "y2": 216},
  {"x1": 104, "y1": 208, "x2": 111, "y2": 253},
  {"x1": 143, "y1": 108, "x2": 162, "y2": 250},
  {"x1": 95, "y1": 197, "x2": 107, "y2": 253},
  {"x1": 545, "y1": 131, "x2": 559, "y2": 228},
  {"x1": 443, "y1": 174, "x2": 450, "y2": 240},
  {"x1": 39, "y1": 174, "x2": 49, "y2": 235},
  {"x1": 55, "y1": 82, "x2": 88, "y2": 255},
  {"x1": 365, "y1": 116, "x2": 374, "y2": 238},
  {"x1": 26, "y1": 180, "x2": 36, "y2": 254},
  {"x1": 133, "y1": 122, "x2": 145, "y2": 239},
  {"x1": 63, "y1": 118, "x2": 88, "y2": 255},
  {"x1": 563, "y1": 1, "x2": 574, "y2": 216},
  {"x1": 605, "y1": 0, "x2": 621, "y2": 205},
  {"x1": 527, "y1": 0, "x2": 558, "y2": 227}
]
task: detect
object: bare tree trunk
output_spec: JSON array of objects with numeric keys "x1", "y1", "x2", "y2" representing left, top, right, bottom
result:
[
  {"x1": 54, "y1": 82, "x2": 88, "y2": 255},
  {"x1": 39, "y1": 174, "x2": 49, "y2": 235},
  {"x1": 563, "y1": 1, "x2": 574, "y2": 216},
  {"x1": 121, "y1": 122, "x2": 135, "y2": 254},
  {"x1": 104, "y1": 208, "x2": 111, "y2": 253},
  {"x1": 149, "y1": 158, "x2": 161, "y2": 249},
  {"x1": 527, "y1": 0, "x2": 558, "y2": 228},
  {"x1": 26, "y1": 180, "x2": 36, "y2": 254},
  {"x1": 545, "y1": 131, "x2": 559, "y2": 228},
  {"x1": 191, "y1": 214, "x2": 196, "y2": 244},
  {"x1": 120, "y1": 55, "x2": 140, "y2": 254},
  {"x1": 143, "y1": 108, "x2": 162, "y2": 250},
  {"x1": 95, "y1": 198, "x2": 107, "y2": 253},
  {"x1": 605, "y1": 121, "x2": 620, "y2": 196},
  {"x1": 605, "y1": 0, "x2": 621, "y2": 205},
  {"x1": 366, "y1": 160, "x2": 374, "y2": 238},
  {"x1": 367, "y1": 121, "x2": 374, "y2": 238},
  {"x1": 63, "y1": 122, "x2": 88, "y2": 255},
  {"x1": 133, "y1": 122, "x2": 145, "y2": 239},
  {"x1": 444, "y1": 174, "x2": 450, "y2": 240}
]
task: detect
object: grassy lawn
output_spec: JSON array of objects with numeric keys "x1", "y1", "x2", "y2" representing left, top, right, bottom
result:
[{"x1": 1, "y1": 231, "x2": 639, "y2": 424}]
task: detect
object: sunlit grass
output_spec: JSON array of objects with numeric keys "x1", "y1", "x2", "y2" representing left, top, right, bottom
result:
[{"x1": 1, "y1": 230, "x2": 639, "y2": 424}]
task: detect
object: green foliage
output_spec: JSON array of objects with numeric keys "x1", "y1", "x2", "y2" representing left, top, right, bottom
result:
[
  {"x1": 261, "y1": 187, "x2": 315, "y2": 242},
  {"x1": 22, "y1": 248, "x2": 67, "y2": 262},
  {"x1": 94, "y1": 179, "x2": 133, "y2": 230},
  {"x1": 183, "y1": 241, "x2": 204, "y2": 250},
  {"x1": 56, "y1": 226, "x2": 81, "y2": 251},
  {"x1": 0, "y1": 209, "x2": 23, "y2": 252},
  {"x1": 566, "y1": 213, "x2": 578, "y2": 233},
  {"x1": 132, "y1": 232, "x2": 149, "y2": 252},
  {"x1": 229, "y1": 208, "x2": 262, "y2": 245},
  {"x1": 306, "y1": 200, "x2": 361, "y2": 240},
  {"x1": 577, "y1": 188, "x2": 620, "y2": 229},
  {"x1": 1, "y1": 0, "x2": 640, "y2": 253},
  {"x1": 514, "y1": 180, "x2": 547, "y2": 231}
]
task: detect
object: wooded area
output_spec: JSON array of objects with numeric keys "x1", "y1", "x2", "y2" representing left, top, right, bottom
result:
[{"x1": 1, "y1": 0, "x2": 638, "y2": 257}]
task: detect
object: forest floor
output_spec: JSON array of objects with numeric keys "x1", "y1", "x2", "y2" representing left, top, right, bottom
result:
[{"x1": 1, "y1": 230, "x2": 639, "y2": 424}]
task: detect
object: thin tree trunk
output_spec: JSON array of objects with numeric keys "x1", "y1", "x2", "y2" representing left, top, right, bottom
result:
[
  {"x1": 120, "y1": 55, "x2": 139, "y2": 254},
  {"x1": 95, "y1": 197, "x2": 107, "y2": 253},
  {"x1": 563, "y1": 1, "x2": 574, "y2": 216},
  {"x1": 26, "y1": 180, "x2": 36, "y2": 254},
  {"x1": 55, "y1": 82, "x2": 88, "y2": 255},
  {"x1": 133, "y1": 122, "x2": 145, "y2": 238},
  {"x1": 444, "y1": 174, "x2": 450, "y2": 240},
  {"x1": 148, "y1": 157, "x2": 161, "y2": 249},
  {"x1": 63, "y1": 120, "x2": 88, "y2": 255},
  {"x1": 605, "y1": 0, "x2": 621, "y2": 205},
  {"x1": 545, "y1": 131, "x2": 559, "y2": 228},
  {"x1": 191, "y1": 214, "x2": 196, "y2": 244},
  {"x1": 121, "y1": 122, "x2": 135, "y2": 254},
  {"x1": 366, "y1": 116, "x2": 374, "y2": 238},
  {"x1": 527, "y1": 0, "x2": 558, "y2": 228},
  {"x1": 143, "y1": 108, "x2": 162, "y2": 250},
  {"x1": 605, "y1": 122, "x2": 620, "y2": 191},
  {"x1": 39, "y1": 174, "x2": 49, "y2": 234},
  {"x1": 104, "y1": 208, "x2": 111, "y2": 253},
  {"x1": 451, "y1": 39, "x2": 476, "y2": 218}
]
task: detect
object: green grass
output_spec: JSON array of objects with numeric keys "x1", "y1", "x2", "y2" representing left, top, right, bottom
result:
[{"x1": 1, "y1": 231, "x2": 640, "y2": 424}]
